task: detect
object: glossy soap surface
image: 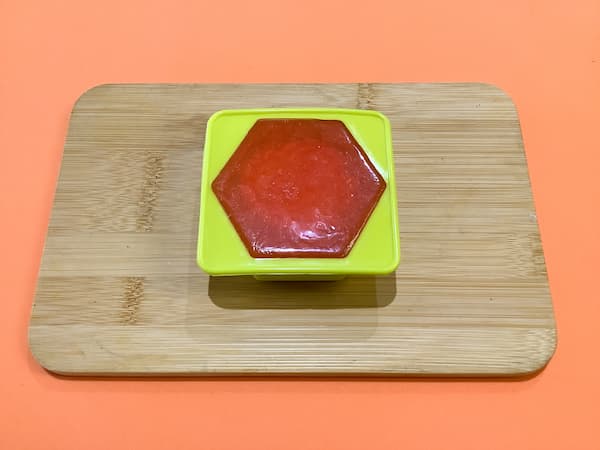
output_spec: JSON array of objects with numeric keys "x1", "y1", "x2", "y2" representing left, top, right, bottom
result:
[{"x1": 212, "y1": 119, "x2": 386, "y2": 258}]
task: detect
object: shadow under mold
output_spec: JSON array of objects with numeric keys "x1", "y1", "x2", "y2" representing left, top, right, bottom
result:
[{"x1": 208, "y1": 273, "x2": 397, "y2": 310}]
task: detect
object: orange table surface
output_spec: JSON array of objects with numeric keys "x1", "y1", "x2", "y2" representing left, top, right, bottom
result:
[{"x1": 1, "y1": 1, "x2": 599, "y2": 449}]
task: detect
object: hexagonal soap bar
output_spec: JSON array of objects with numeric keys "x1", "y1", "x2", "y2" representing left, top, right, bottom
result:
[
  {"x1": 197, "y1": 109, "x2": 400, "y2": 277},
  {"x1": 212, "y1": 119, "x2": 386, "y2": 258}
]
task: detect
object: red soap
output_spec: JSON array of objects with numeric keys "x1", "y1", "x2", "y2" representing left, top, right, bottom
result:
[{"x1": 212, "y1": 119, "x2": 386, "y2": 258}]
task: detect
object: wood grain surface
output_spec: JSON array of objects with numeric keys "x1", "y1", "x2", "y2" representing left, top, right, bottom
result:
[{"x1": 28, "y1": 83, "x2": 556, "y2": 376}]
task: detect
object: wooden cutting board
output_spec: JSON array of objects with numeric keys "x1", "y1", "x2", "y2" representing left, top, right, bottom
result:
[{"x1": 28, "y1": 83, "x2": 556, "y2": 376}]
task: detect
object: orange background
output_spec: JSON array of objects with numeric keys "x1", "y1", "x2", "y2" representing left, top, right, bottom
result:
[{"x1": 1, "y1": 0, "x2": 599, "y2": 448}]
